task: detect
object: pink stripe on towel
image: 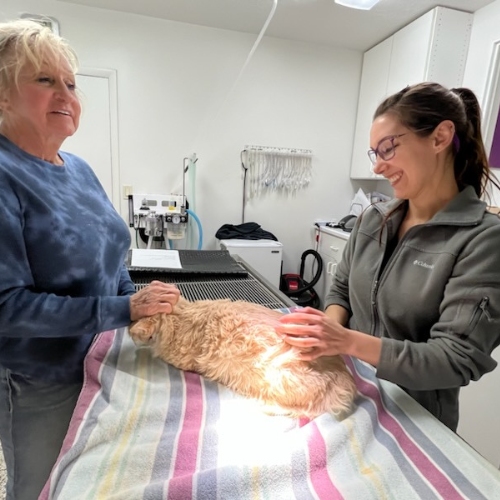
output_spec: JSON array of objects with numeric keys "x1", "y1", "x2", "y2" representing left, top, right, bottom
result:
[
  {"x1": 39, "y1": 330, "x2": 116, "y2": 500},
  {"x1": 62, "y1": 331, "x2": 116, "y2": 449},
  {"x1": 308, "y1": 421, "x2": 344, "y2": 500},
  {"x1": 167, "y1": 371, "x2": 204, "y2": 499},
  {"x1": 346, "y1": 357, "x2": 464, "y2": 499}
]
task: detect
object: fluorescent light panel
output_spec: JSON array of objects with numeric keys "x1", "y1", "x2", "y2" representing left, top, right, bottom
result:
[{"x1": 334, "y1": 0, "x2": 380, "y2": 10}]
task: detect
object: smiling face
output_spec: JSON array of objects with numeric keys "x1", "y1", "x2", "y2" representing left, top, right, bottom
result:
[
  {"x1": 0, "y1": 57, "x2": 81, "y2": 156},
  {"x1": 369, "y1": 113, "x2": 455, "y2": 202}
]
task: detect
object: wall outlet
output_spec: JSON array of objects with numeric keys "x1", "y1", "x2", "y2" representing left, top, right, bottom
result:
[{"x1": 122, "y1": 185, "x2": 133, "y2": 200}]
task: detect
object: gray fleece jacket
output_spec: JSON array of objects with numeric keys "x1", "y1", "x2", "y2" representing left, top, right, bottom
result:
[{"x1": 325, "y1": 186, "x2": 500, "y2": 431}]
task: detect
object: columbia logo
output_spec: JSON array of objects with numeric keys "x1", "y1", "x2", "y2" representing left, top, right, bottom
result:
[{"x1": 413, "y1": 260, "x2": 434, "y2": 270}]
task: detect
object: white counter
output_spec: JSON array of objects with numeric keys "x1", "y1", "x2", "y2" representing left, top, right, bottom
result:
[{"x1": 318, "y1": 225, "x2": 351, "y2": 240}]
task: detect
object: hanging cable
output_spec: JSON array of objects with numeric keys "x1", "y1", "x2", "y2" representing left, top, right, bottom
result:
[
  {"x1": 189, "y1": 0, "x2": 279, "y2": 152},
  {"x1": 228, "y1": 0, "x2": 279, "y2": 99}
]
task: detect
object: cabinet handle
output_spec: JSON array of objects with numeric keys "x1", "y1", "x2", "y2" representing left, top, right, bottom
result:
[
  {"x1": 329, "y1": 246, "x2": 339, "y2": 252},
  {"x1": 331, "y1": 263, "x2": 337, "y2": 275},
  {"x1": 326, "y1": 262, "x2": 332, "y2": 274}
]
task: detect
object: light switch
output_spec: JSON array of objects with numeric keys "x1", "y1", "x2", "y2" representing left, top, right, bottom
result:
[{"x1": 122, "y1": 185, "x2": 133, "y2": 199}]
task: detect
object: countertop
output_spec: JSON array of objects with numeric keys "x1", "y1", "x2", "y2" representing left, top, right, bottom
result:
[{"x1": 317, "y1": 225, "x2": 351, "y2": 240}]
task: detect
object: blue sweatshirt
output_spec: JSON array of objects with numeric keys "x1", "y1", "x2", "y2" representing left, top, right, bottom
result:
[{"x1": 0, "y1": 134, "x2": 135, "y2": 383}]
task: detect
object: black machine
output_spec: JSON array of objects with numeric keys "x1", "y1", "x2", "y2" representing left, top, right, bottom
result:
[
  {"x1": 280, "y1": 249, "x2": 323, "y2": 309},
  {"x1": 327, "y1": 214, "x2": 357, "y2": 233}
]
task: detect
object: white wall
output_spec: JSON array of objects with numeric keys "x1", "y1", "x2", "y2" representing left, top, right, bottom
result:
[{"x1": 1, "y1": 0, "x2": 363, "y2": 274}]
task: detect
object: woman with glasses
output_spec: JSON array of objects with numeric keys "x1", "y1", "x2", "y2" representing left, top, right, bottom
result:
[{"x1": 277, "y1": 82, "x2": 500, "y2": 432}]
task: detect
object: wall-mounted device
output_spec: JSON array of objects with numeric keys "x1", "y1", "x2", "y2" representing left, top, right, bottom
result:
[{"x1": 128, "y1": 155, "x2": 199, "y2": 248}]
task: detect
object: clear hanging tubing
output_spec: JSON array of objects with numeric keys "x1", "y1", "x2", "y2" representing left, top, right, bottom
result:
[{"x1": 241, "y1": 145, "x2": 313, "y2": 199}]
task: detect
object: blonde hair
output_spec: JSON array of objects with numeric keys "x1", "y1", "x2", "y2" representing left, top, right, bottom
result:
[{"x1": 0, "y1": 19, "x2": 79, "y2": 117}]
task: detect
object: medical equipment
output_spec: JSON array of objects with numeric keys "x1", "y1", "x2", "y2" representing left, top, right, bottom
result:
[
  {"x1": 128, "y1": 155, "x2": 201, "y2": 248},
  {"x1": 128, "y1": 193, "x2": 188, "y2": 248}
]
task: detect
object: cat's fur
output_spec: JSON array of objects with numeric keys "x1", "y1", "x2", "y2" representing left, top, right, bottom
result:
[{"x1": 129, "y1": 297, "x2": 357, "y2": 418}]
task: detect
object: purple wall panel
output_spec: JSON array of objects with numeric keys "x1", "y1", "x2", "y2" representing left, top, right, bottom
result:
[{"x1": 489, "y1": 107, "x2": 500, "y2": 168}]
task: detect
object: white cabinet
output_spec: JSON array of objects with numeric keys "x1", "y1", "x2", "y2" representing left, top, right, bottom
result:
[
  {"x1": 315, "y1": 227, "x2": 350, "y2": 309},
  {"x1": 458, "y1": 347, "x2": 500, "y2": 468},
  {"x1": 350, "y1": 6, "x2": 473, "y2": 180}
]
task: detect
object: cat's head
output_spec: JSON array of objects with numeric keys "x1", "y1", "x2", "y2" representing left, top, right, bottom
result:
[
  {"x1": 129, "y1": 315, "x2": 162, "y2": 346},
  {"x1": 128, "y1": 297, "x2": 188, "y2": 346}
]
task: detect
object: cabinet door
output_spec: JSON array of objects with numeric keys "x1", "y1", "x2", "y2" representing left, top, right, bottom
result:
[
  {"x1": 317, "y1": 232, "x2": 349, "y2": 307},
  {"x1": 319, "y1": 256, "x2": 343, "y2": 309},
  {"x1": 350, "y1": 37, "x2": 393, "y2": 180},
  {"x1": 386, "y1": 10, "x2": 434, "y2": 95},
  {"x1": 387, "y1": 7, "x2": 472, "y2": 95},
  {"x1": 319, "y1": 232, "x2": 349, "y2": 260},
  {"x1": 317, "y1": 252, "x2": 333, "y2": 309},
  {"x1": 426, "y1": 8, "x2": 472, "y2": 88}
]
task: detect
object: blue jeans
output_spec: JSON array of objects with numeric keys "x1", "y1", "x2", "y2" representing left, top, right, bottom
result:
[{"x1": 0, "y1": 367, "x2": 81, "y2": 500}]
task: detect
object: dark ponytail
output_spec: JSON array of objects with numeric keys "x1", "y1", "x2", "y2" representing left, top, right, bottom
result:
[{"x1": 450, "y1": 87, "x2": 499, "y2": 198}]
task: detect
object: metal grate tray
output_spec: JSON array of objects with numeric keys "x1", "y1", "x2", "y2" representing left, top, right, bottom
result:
[{"x1": 129, "y1": 271, "x2": 295, "y2": 310}]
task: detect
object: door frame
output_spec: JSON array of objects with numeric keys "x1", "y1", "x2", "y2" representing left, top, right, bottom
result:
[{"x1": 481, "y1": 39, "x2": 500, "y2": 157}]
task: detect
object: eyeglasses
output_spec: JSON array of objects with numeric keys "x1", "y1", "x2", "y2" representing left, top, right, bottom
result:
[{"x1": 367, "y1": 134, "x2": 407, "y2": 165}]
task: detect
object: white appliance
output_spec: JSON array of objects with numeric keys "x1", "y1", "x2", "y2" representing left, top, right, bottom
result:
[{"x1": 219, "y1": 239, "x2": 283, "y2": 289}]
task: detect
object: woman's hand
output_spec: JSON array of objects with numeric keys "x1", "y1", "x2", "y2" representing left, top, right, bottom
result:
[
  {"x1": 277, "y1": 307, "x2": 383, "y2": 366},
  {"x1": 276, "y1": 307, "x2": 351, "y2": 360},
  {"x1": 130, "y1": 281, "x2": 180, "y2": 321}
]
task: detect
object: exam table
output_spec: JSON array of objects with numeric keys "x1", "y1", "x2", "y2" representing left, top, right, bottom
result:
[{"x1": 39, "y1": 257, "x2": 500, "y2": 500}]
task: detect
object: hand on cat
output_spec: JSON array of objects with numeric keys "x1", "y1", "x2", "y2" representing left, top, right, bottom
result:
[
  {"x1": 277, "y1": 307, "x2": 382, "y2": 366},
  {"x1": 130, "y1": 281, "x2": 180, "y2": 322},
  {"x1": 276, "y1": 307, "x2": 350, "y2": 360}
]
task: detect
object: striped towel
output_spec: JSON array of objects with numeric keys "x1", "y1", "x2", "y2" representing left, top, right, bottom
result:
[{"x1": 40, "y1": 328, "x2": 500, "y2": 500}]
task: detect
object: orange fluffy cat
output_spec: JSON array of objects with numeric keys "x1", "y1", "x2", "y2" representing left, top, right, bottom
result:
[{"x1": 129, "y1": 297, "x2": 357, "y2": 419}]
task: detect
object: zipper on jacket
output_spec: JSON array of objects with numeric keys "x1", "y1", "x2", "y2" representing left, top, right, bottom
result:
[
  {"x1": 371, "y1": 279, "x2": 380, "y2": 337},
  {"x1": 370, "y1": 223, "x2": 418, "y2": 338},
  {"x1": 461, "y1": 296, "x2": 491, "y2": 339}
]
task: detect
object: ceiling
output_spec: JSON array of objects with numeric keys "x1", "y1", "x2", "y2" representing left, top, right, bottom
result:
[{"x1": 57, "y1": 0, "x2": 495, "y2": 51}]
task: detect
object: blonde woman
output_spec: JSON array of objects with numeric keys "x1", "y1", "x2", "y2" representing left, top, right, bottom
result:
[{"x1": 0, "y1": 20, "x2": 179, "y2": 499}]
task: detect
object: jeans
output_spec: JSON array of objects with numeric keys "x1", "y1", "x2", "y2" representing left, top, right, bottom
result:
[{"x1": 0, "y1": 367, "x2": 81, "y2": 500}]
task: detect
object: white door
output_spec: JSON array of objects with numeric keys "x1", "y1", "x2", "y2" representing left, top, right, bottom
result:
[{"x1": 62, "y1": 69, "x2": 120, "y2": 209}]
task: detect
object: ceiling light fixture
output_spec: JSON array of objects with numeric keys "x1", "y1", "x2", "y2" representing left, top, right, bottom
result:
[{"x1": 334, "y1": 0, "x2": 380, "y2": 10}]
